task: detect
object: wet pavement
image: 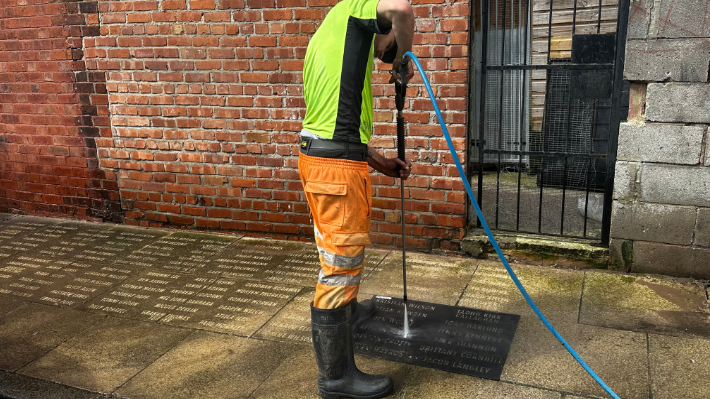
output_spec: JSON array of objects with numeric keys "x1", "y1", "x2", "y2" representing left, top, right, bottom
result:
[{"x1": 0, "y1": 214, "x2": 709, "y2": 399}]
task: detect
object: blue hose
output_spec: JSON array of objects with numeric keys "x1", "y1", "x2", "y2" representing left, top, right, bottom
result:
[{"x1": 403, "y1": 51, "x2": 621, "y2": 399}]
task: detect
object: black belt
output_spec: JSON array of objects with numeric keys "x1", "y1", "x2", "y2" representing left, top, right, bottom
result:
[{"x1": 299, "y1": 138, "x2": 368, "y2": 161}]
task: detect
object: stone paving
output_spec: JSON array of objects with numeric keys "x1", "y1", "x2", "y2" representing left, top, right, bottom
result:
[{"x1": 0, "y1": 214, "x2": 709, "y2": 399}]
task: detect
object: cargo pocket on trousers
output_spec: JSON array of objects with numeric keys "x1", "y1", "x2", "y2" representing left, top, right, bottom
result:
[
  {"x1": 304, "y1": 181, "x2": 347, "y2": 227},
  {"x1": 331, "y1": 231, "x2": 371, "y2": 247}
]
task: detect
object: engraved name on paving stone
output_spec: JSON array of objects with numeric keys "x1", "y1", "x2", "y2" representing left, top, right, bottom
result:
[
  {"x1": 80, "y1": 271, "x2": 194, "y2": 319},
  {"x1": 352, "y1": 296, "x2": 519, "y2": 380},
  {"x1": 208, "y1": 252, "x2": 274, "y2": 279},
  {"x1": 265, "y1": 252, "x2": 320, "y2": 285},
  {"x1": 169, "y1": 280, "x2": 302, "y2": 335},
  {"x1": 109, "y1": 230, "x2": 172, "y2": 268},
  {"x1": 0, "y1": 256, "x2": 72, "y2": 302},
  {"x1": 255, "y1": 289, "x2": 313, "y2": 343},
  {"x1": 460, "y1": 267, "x2": 513, "y2": 309},
  {"x1": 37, "y1": 263, "x2": 134, "y2": 307},
  {"x1": 131, "y1": 234, "x2": 232, "y2": 272},
  {"x1": 201, "y1": 240, "x2": 299, "y2": 280},
  {"x1": 154, "y1": 276, "x2": 220, "y2": 323}
]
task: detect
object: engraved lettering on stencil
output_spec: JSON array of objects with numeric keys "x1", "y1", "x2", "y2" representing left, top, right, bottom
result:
[
  {"x1": 372, "y1": 346, "x2": 405, "y2": 358},
  {"x1": 451, "y1": 363, "x2": 492, "y2": 374},
  {"x1": 443, "y1": 320, "x2": 504, "y2": 334},
  {"x1": 454, "y1": 309, "x2": 502, "y2": 324},
  {"x1": 459, "y1": 351, "x2": 504, "y2": 364}
]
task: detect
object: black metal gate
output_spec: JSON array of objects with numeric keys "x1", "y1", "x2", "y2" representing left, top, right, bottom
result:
[{"x1": 470, "y1": 0, "x2": 629, "y2": 245}]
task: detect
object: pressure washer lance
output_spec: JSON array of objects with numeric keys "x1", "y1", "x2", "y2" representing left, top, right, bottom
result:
[{"x1": 395, "y1": 56, "x2": 410, "y2": 338}]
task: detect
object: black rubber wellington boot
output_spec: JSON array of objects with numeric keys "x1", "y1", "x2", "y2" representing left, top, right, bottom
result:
[
  {"x1": 350, "y1": 298, "x2": 375, "y2": 326},
  {"x1": 311, "y1": 303, "x2": 394, "y2": 399}
]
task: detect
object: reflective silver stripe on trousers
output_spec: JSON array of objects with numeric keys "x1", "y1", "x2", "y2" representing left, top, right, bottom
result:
[
  {"x1": 318, "y1": 271, "x2": 362, "y2": 287},
  {"x1": 313, "y1": 223, "x2": 323, "y2": 240},
  {"x1": 317, "y1": 246, "x2": 364, "y2": 268}
]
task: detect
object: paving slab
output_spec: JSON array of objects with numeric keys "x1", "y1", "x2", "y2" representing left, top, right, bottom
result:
[
  {"x1": 19, "y1": 317, "x2": 191, "y2": 393},
  {"x1": 52, "y1": 223, "x2": 169, "y2": 266},
  {"x1": 0, "y1": 303, "x2": 102, "y2": 371},
  {"x1": 0, "y1": 297, "x2": 26, "y2": 316},
  {"x1": 458, "y1": 261, "x2": 584, "y2": 324},
  {"x1": 0, "y1": 255, "x2": 134, "y2": 308},
  {"x1": 649, "y1": 333, "x2": 710, "y2": 399},
  {"x1": 0, "y1": 370, "x2": 119, "y2": 399},
  {"x1": 116, "y1": 330, "x2": 295, "y2": 399},
  {"x1": 501, "y1": 317, "x2": 649, "y2": 399},
  {"x1": 76, "y1": 270, "x2": 220, "y2": 321},
  {"x1": 195, "y1": 237, "x2": 313, "y2": 281},
  {"x1": 359, "y1": 252, "x2": 478, "y2": 306},
  {"x1": 130, "y1": 231, "x2": 238, "y2": 273},
  {"x1": 253, "y1": 287, "x2": 314, "y2": 344},
  {"x1": 0, "y1": 217, "x2": 62, "y2": 256},
  {"x1": 158, "y1": 278, "x2": 303, "y2": 336},
  {"x1": 397, "y1": 367, "x2": 562, "y2": 399},
  {"x1": 248, "y1": 346, "x2": 414, "y2": 399},
  {"x1": 579, "y1": 271, "x2": 710, "y2": 337}
]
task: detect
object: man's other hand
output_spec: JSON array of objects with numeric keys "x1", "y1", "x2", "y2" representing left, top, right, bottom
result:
[
  {"x1": 381, "y1": 157, "x2": 412, "y2": 179},
  {"x1": 388, "y1": 61, "x2": 414, "y2": 85}
]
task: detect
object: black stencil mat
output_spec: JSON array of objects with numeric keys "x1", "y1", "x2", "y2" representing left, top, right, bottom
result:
[{"x1": 353, "y1": 296, "x2": 520, "y2": 380}]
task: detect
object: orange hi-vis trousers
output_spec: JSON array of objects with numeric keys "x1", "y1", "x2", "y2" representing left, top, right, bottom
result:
[{"x1": 298, "y1": 152, "x2": 372, "y2": 310}]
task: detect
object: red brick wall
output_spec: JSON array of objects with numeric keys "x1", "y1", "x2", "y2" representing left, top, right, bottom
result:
[
  {"x1": 2, "y1": 0, "x2": 470, "y2": 251},
  {"x1": 0, "y1": 0, "x2": 121, "y2": 221}
]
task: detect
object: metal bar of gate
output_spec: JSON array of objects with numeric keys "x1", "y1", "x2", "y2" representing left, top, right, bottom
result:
[
  {"x1": 476, "y1": 0, "x2": 489, "y2": 229},
  {"x1": 560, "y1": 0, "x2": 579, "y2": 236},
  {"x1": 515, "y1": 0, "x2": 528, "y2": 232},
  {"x1": 597, "y1": 0, "x2": 603, "y2": 33},
  {"x1": 583, "y1": 98, "x2": 599, "y2": 238},
  {"x1": 495, "y1": 0, "x2": 507, "y2": 230},
  {"x1": 601, "y1": 0, "x2": 630, "y2": 245}
]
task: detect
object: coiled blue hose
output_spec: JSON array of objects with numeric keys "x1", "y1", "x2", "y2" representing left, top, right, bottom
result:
[{"x1": 403, "y1": 51, "x2": 621, "y2": 399}]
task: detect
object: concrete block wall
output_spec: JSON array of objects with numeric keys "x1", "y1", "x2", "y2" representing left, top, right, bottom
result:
[
  {"x1": 610, "y1": 0, "x2": 710, "y2": 278},
  {"x1": 0, "y1": 0, "x2": 121, "y2": 221},
  {"x1": 0, "y1": 0, "x2": 471, "y2": 252}
]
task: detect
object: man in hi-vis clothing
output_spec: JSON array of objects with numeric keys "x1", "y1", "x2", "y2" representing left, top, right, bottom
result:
[{"x1": 298, "y1": 0, "x2": 414, "y2": 397}]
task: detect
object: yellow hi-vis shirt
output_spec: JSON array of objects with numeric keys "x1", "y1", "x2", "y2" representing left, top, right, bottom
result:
[{"x1": 302, "y1": 0, "x2": 390, "y2": 144}]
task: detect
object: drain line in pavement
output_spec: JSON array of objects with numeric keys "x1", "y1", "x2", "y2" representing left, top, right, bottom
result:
[{"x1": 403, "y1": 51, "x2": 621, "y2": 399}]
